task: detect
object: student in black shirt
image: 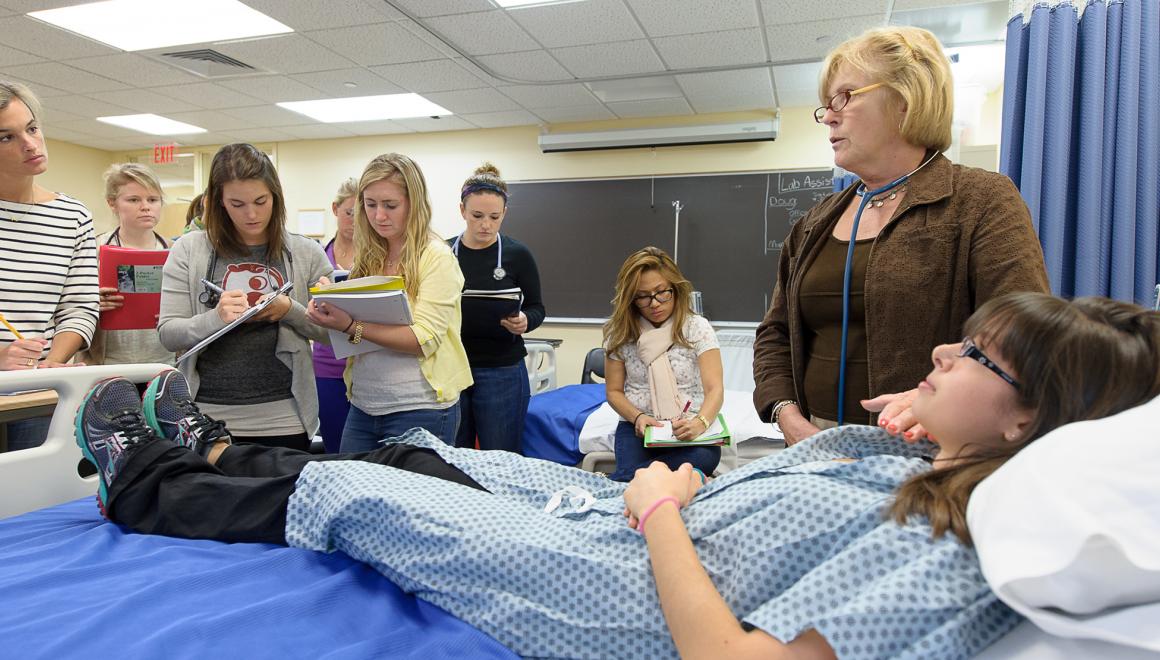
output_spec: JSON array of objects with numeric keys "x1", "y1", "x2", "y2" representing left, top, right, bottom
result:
[{"x1": 448, "y1": 163, "x2": 545, "y2": 453}]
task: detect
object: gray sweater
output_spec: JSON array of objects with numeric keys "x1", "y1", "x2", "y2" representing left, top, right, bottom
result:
[{"x1": 159, "y1": 231, "x2": 333, "y2": 435}]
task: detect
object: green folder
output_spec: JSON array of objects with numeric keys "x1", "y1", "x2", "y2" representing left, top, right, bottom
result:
[{"x1": 644, "y1": 413, "x2": 731, "y2": 448}]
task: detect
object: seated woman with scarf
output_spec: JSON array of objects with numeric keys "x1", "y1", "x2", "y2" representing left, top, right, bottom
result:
[{"x1": 603, "y1": 247, "x2": 723, "y2": 482}]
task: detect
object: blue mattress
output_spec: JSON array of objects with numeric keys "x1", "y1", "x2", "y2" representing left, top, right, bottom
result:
[
  {"x1": 0, "y1": 497, "x2": 516, "y2": 659},
  {"x1": 522, "y1": 383, "x2": 607, "y2": 465}
]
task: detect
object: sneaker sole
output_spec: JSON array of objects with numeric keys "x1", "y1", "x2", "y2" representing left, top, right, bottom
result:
[
  {"x1": 142, "y1": 372, "x2": 168, "y2": 438},
  {"x1": 74, "y1": 378, "x2": 118, "y2": 513}
]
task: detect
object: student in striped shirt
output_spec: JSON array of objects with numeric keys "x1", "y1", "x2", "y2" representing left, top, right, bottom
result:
[{"x1": 0, "y1": 81, "x2": 99, "y2": 449}]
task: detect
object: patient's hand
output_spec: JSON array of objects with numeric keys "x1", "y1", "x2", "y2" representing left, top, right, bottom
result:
[
  {"x1": 622, "y1": 462, "x2": 694, "y2": 530},
  {"x1": 862, "y1": 388, "x2": 928, "y2": 442}
]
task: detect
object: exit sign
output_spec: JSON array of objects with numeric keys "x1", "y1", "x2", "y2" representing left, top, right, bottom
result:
[{"x1": 153, "y1": 143, "x2": 177, "y2": 164}]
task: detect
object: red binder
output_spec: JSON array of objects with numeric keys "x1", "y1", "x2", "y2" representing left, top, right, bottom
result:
[{"x1": 98, "y1": 245, "x2": 169, "y2": 330}]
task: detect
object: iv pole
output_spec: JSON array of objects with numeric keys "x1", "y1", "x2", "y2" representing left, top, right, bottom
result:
[{"x1": 671, "y1": 200, "x2": 683, "y2": 263}]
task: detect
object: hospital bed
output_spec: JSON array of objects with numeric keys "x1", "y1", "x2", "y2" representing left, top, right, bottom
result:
[{"x1": 1, "y1": 351, "x2": 1155, "y2": 658}]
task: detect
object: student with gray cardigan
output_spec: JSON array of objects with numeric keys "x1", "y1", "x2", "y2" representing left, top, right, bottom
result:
[{"x1": 159, "y1": 144, "x2": 332, "y2": 451}]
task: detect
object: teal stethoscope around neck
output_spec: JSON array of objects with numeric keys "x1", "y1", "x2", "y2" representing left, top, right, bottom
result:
[
  {"x1": 835, "y1": 151, "x2": 938, "y2": 426},
  {"x1": 450, "y1": 232, "x2": 506, "y2": 280}
]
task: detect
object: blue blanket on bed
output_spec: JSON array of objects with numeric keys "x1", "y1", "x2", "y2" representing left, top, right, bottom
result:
[
  {"x1": 0, "y1": 498, "x2": 516, "y2": 659},
  {"x1": 522, "y1": 383, "x2": 607, "y2": 465}
]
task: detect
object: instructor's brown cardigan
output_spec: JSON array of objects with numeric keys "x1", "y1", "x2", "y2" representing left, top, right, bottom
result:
[{"x1": 753, "y1": 153, "x2": 1050, "y2": 422}]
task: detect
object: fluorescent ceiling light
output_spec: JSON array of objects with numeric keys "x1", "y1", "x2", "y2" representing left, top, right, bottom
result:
[
  {"x1": 493, "y1": 0, "x2": 585, "y2": 8},
  {"x1": 29, "y1": 0, "x2": 292, "y2": 52},
  {"x1": 278, "y1": 94, "x2": 453, "y2": 123},
  {"x1": 97, "y1": 114, "x2": 207, "y2": 135}
]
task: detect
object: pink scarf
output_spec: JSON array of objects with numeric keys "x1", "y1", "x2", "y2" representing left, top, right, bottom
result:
[{"x1": 637, "y1": 316, "x2": 686, "y2": 421}]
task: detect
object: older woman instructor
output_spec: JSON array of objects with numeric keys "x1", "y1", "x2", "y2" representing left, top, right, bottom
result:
[{"x1": 753, "y1": 26, "x2": 1049, "y2": 446}]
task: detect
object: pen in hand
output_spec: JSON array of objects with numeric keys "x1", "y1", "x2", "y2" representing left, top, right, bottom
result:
[{"x1": 200, "y1": 278, "x2": 225, "y2": 295}]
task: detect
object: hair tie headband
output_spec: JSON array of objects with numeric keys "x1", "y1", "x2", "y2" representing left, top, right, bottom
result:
[{"x1": 461, "y1": 182, "x2": 508, "y2": 201}]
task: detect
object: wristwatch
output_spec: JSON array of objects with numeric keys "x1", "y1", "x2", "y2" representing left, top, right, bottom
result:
[
  {"x1": 348, "y1": 320, "x2": 364, "y2": 344},
  {"x1": 771, "y1": 400, "x2": 798, "y2": 425}
]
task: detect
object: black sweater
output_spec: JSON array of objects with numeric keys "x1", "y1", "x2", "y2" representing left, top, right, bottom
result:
[{"x1": 448, "y1": 234, "x2": 546, "y2": 367}]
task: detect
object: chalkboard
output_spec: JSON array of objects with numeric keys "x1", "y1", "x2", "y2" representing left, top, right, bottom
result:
[{"x1": 502, "y1": 169, "x2": 834, "y2": 323}]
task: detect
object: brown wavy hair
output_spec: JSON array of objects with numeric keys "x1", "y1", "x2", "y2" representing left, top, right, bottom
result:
[
  {"x1": 603, "y1": 247, "x2": 695, "y2": 359},
  {"x1": 890, "y1": 293, "x2": 1160, "y2": 544},
  {"x1": 202, "y1": 143, "x2": 287, "y2": 258},
  {"x1": 349, "y1": 153, "x2": 438, "y2": 301}
]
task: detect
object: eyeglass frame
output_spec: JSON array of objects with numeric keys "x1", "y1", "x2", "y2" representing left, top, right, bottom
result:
[
  {"x1": 813, "y1": 82, "x2": 886, "y2": 123},
  {"x1": 958, "y1": 337, "x2": 1021, "y2": 390},
  {"x1": 632, "y1": 288, "x2": 675, "y2": 308}
]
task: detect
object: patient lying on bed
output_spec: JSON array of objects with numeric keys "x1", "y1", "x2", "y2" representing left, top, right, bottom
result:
[{"x1": 76, "y1": 292, "x2": 1160, "y2": 659}]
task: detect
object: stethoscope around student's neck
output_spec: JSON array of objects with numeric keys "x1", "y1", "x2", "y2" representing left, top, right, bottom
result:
[
  {"x1": 835, "y1": 151, "x2": 938, "y2": 426},
  {"x1": 450, "y1": 232, "x2": 506, "y2": 280}
]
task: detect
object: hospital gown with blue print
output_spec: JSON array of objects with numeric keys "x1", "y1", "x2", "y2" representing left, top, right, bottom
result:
[{"x1": 285, "y1": 425, "x2": 1019, "y2": 659}]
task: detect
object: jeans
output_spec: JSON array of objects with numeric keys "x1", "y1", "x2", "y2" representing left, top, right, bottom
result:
[
  {"x1": 456, "y1": 361, "x2": 530, "y2": 453},
  {"x1": 315, "y1": 376, "x2": 352, "y2": 453},
  {"x1": 340, "y1": 404, "x2": 460, "y2": 453},
  {"x1": 607, "y1": 420, "x2": 721, "y2": 482},
  {"x1": 4, "y1": 416, "x2": 51, "y2": 452}
]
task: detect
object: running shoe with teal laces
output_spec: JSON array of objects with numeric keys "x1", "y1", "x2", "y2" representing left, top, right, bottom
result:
[
  {"x1": 142, "y1": 370, "x2": 230, "y2": 457},
  {"x1": 74, "y1": 377, "x2": 158, "y2": 517}
]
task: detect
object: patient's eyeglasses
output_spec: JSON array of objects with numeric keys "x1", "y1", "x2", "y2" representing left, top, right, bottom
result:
[
  {"x1": 959, "y1": 337, "x2": 1020, "y2": 390},
  {"x1": 814, "y1": 82, "x2": 886, "y2": 123},
  {"x1": 633, "y1": 288, "x2": 674, "y2": 308}
]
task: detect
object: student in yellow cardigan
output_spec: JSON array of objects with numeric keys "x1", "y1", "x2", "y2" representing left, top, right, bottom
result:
[{"x1": 307, "y1": 153, "x2": 471, "y2": 449}]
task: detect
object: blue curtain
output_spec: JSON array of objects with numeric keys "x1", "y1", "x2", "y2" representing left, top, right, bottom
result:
[
  {"x1": 1001, "y1": 0, "x2": 1159, "y2": 303},
  {"x1": 832, "y1": 169, "x2": 859, "y2": 192}
]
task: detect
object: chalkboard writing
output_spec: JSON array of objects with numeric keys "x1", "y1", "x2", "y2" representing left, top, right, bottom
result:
[{"x1": 503, "y1": 168, "x2": 834, "y2": 323}]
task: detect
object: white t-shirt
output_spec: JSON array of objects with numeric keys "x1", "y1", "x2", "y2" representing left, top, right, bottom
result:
[{"x1": 608, "y1": 314, "x2": 719, "y2": 417}]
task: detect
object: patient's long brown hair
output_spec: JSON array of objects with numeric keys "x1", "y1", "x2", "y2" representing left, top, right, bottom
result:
[{"x1": 891, "y1": 293, "x2": 1160, "y2": 544}]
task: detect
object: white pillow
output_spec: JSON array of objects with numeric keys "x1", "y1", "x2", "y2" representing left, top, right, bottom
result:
[{"x1": 968, "y1": 395, "x2": 1160, "y2": 651}]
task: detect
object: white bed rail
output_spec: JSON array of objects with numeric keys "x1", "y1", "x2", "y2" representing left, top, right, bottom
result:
[
  {"x1": 0, "y1": 364, "x2": 174, "y2": 520},
  {"x1": 525, "y1": 341, "x2": 557, "y2": 394}
]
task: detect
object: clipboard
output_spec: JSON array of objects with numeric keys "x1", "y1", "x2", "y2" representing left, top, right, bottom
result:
[{"x1": 176, "y1": 282, "x2": 294, "y2": 364}]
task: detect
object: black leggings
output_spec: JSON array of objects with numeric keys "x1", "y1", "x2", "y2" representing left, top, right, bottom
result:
[{"x1": 106, "y1": 440, "x2": 485, "y2": 545}]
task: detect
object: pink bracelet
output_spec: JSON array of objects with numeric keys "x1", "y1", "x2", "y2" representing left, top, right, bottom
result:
[{"x1": 637, "y1": 496, "x2": 680, "y2": 538}]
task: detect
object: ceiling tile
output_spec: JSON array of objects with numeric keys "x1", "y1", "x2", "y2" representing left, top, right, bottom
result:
[
  {"x1": 163, "y1": 109, "x2": 261, "y2": 131},
  {"x1": 475, "y1": 51, "x2": 572, "y2": 83},
  {"x1": 3, "y1": 62, "x2": 129, "y2": 94},
  {"x1": 64, "y1": 53, "x2": 202, "y2": 87},
  {"x1": 627, "y1": 0, "x2": 760, "y2": 37},
  {"x1": 291, "y1": 68, "x2": 405, "y2": 97},
  {"x1": 422, "y1": 11, "x2": 540, "y2": 56},
  {"x1": 217, "y1": 75, "x2": 328, "y2": 103},
  {"x1": 276, "y1": 124, "x2": 359, "y2": 140},
  {"x1": 173, "y1": 133, "x2": 229, "y2": 147},
  {"x1": 606, "y1": 97, "x2": 694, "y2": 118},
  {"x1": 0, "y1": 76, "x2": 67, "y2": 98},
  {"x1": 151, "y1": 82, "x2": 267, "y2": 110},
  {"x1": 54, "y1": 118, "x2": 149, "y2": 140},
  {"x1": 42, "y1": 125, "x2": 93, "y2": 143},
  {"x1": 389, "y1": 0, "x2": 497, "y2": 18},
  {"x1": 87, "y1": 89, "x2": 201, "y2": 114},
  {"x1": 219, "y1": 127, "x2": 300, "y2": 142},
  {"x1": 654, "y1": 28, "x2": 767, "y2": 69},
  {"x1": 497, "y1": 83, "x2": 599, "y2": 109},
  {"x1": 236, "y1": 0, "x2": 402, "y2": 30},
  {"x1": 765, "y1": 15, "x2": 884, "y2": 62},
  {"x1": 38, "y1": 94, "x2": 138, "y2": 118},
  {"x1": 424, "y1": 88, "x2": 522, "y2": 113},
  {"x1": 508, "y1": 0, "x2": 644, "y2": 48},
  {"x1": 0, "y1": 16, "x2": 119, "y2": 60},
  {"x1": 39, "y1": 105, "x2": 84, "y2": 123},
  {"x1": 772, "y1": 61, "x2": 824, "y2": 107},
  {"x1": 534, "y1": 105, "x2": 617, "y2": 123},
  {"x1": 677, "y1": 68, "x2": 775, "y2": 113},
  {"x1": 553, "y1": 40, "x2": 666, "y2": 78},
  {"x1": 459, "y1": 110, "x2": 542, "y2": 128},
  {"x1": 331, "y1": 120, "x2": 414, "y2": 136},
  {"x1": 370, "y1": 59, "x2": 489, "y2": 93},
  {"x1": 760, "y1": 0, "x2": 888, "y2": 24},
  {"x1": 305, "y1": 22, "x2": 446, "y2": 66},
  {"x1": 211, "y1": 34, "x2": 356, "y2": 75},
  {"x1": 221, "y1": 105, "x2": 317, "y2": 127},
  {"x1": 0, "y1": 43, "x2": 42, "y2": 67},
  {"x1": 69, "y1": 138, "x2": 140, "y2": 151},
  {"x1": 392, "y1": 116, "x2": 478, "y2": 132}
]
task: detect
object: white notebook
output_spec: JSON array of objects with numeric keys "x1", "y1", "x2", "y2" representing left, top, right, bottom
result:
[{"x1": 313, "y1": 290, "x2": 412, "y2": 359}]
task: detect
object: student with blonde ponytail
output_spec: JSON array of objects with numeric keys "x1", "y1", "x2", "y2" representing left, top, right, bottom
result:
[{"x1": 307, "y1": 153, "x2": 470, "y2": 449}]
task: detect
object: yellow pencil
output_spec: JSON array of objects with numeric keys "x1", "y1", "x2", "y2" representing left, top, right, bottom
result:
[{"x1": 0, "y1": 312, "x2": 24, "y2": 340}]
